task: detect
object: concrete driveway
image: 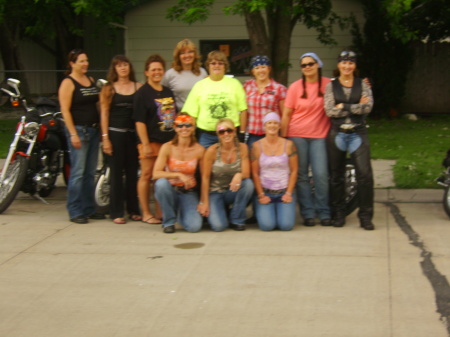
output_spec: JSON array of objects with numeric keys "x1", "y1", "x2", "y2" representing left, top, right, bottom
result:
[{"x1": 0, "y1": 160, "x2": 449, "y2": 337}]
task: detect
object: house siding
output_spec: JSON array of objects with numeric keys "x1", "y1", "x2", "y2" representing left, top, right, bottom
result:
[{"x1": 125, "y1": 0, "x2": 365, "y2": 84}]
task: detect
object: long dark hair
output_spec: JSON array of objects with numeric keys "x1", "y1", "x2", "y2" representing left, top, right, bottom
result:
[
  {"x1": 65, "y1": 48, "x2": 86, "y2": 76},
  {"x1": 301, "y1": 68, "x2": 323, "y2": 99},
  {"x1": 106, "y1": 55, "x2": 137, "y2": 83}
]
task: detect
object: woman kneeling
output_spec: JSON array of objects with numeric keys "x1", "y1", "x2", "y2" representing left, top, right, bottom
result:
[
  {"x1": 251, "y1": 112, "x2": 298, "y2": 231},
  {"x1": 153, "y1": 114, "x2": 205, "y2": 233},
  {"x1": 198, "y1": 118, "x2": 254, "y2": 231}
]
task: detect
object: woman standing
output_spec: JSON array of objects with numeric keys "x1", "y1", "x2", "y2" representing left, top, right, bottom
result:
[
  {"x1": 162, "y1": 39, "x2": 208, "y2": 112},
  {"x1": 133, "y1": 54, "x2": 176, "y2": 224},
  {"x1": 100, "y1": 55, "x2": 142, "y2": 224},
  {"x1": 244, "y1": 55, "x2": 287, "y2": 149},
  {"x1": 324, "y1": 50, "x2": 375, "y2": 230},
  {"x1": 182, "y1": 50, "x2": 248, "y2": 148},
  {"x1": 281, "y1": 52, "x2": 331, "y2": 227},
  {"x1": 198, "y1": 118, "x2": 254, "y2": 231},
  {"x1": 251, "y1": 112, "x2": 298, "y2": 231},
  {"x1": 153, "y1": 114, "x2": 205, "y2": 233},
  {"x1": 59, "y1": 49, "x2": 104, "y2": 224}
]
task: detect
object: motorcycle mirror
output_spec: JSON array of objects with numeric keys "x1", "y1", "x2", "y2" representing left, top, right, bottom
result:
[
  {"x1": 96, "y1": 79, "x2": 107, "y2": 90},
  {"x1": 7, "y1": 78, "x2": 20, "y2": 94}
]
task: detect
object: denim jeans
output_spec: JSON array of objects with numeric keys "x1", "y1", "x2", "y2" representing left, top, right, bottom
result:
[
  {"x1": 289, "y1": 137, "x2": 330, "y2": 220},
  {"x1": 254, "y1": 191, "x2": 297, "y2": 231},
  {"x1": 198, "y1": 132, "x2": 219, "y2": 149},
  {"x1": 246, "y1": 133, "x2": 264, "y2": 152},
  {"x1": 154, "y1": 178, "x2": 202, "y2": 232},
  {"x1": 335, "y1": 132, "x2": 362, "y2": 154},
  {"x1": 208, "y1": 178, "x2": 254, "y2": 231},
  {"x1": 65, "y1": 126, "x2": 99, "y2": 218}
]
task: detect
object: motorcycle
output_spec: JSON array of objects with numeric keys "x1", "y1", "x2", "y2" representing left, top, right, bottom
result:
[
  {"x1": 0, "y1": 78, "x2": 70, "y2": 214},
  {"x1": 436, "y1": 149, "x2": 450, "y2": 218}
]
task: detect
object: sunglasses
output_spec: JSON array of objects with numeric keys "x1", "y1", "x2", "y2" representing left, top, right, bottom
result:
[
  {"x1": 217, "y1": 128, "x2": 234, "y2": 135},
  {"x1": 340, "y1": 51, "x2": 356, "y2": 58},
  {"x1": 300, "y1": 62, "x2": 316, "y2": 69},
  {"x1": 210, "y1": 62, "x2": 225, "y2": 66},
  {"x1": 175, "y1": 123, "x2": 193, "y2": 128}
]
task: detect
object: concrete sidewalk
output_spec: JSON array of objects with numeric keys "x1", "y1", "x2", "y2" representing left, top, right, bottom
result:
[{"x1": 1, "y1": 159, "x2": 449, "y2": 337}]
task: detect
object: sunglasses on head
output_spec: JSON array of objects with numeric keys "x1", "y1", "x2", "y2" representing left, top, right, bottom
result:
[
  {"x1": 175, "y1": 123, "x2": 193, "y2": 128},
  {"x1": 300, "y1": 62, "x2": 316, "y2": 69},
  {"x1": 210, "y1": 62, "x2": 225, "y2": 66},
  {"x1": 340, "y1": 51, "x2": 356, "y2": 58},
  {"x1": 217, "y1": 128, "x2": 234, "y2": 135}
]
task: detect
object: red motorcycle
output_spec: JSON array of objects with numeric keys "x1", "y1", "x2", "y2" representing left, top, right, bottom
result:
[{"x1": 0, "y1": 78, "x2": 70, "y2": 213}]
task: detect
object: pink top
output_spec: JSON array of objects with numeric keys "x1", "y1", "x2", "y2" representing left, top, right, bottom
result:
[
  {"x1": 259, "y1": 140, "x2": 289, "y2": 190},
  {"x1": 166, "y1": 157, "x2": 198, "y2": 187},
  {"x1": 284, "y1": 77, "x2": 331, "y2": 138}
]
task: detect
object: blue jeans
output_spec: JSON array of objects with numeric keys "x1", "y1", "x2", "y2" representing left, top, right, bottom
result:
[
  {"x1": 208, "y1": 178, "x2": 254, "y2": 231},
  {"x1": 198, "y1": 132, "x2": 219, "y2": 148},
  {"x1": 289, "y1": 137, "x2": 330, "y2": 220},
  {"x1": 335, "y1": 132, "x2": 362, "y2": 154},
  {"x1": 154, "y1": 178, "x2": 202, "y2": 232},
  {"x1": 66, "y1": 126, "x2": 99, "y2": 218},
  {"x1": 254, "y1": 191, "x2": 297, "y2": 231},
  {"x1": 246, "y1": 133, "x2": 264, "y2": 152}
]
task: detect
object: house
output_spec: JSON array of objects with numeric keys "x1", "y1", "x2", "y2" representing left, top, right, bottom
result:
[{"x1": 124, "y1": 0, "x2": 365, "y2": 85}]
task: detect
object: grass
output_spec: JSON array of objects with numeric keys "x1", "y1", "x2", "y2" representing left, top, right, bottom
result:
[
  {"x1": 0, "y1": 114, "x2": 449, "y2": 188},
  {"x1": 368, "y1": 115, "x2": 450, "y2": 188}
]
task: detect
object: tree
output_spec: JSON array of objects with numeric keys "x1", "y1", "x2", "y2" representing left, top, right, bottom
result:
[
  {"x1": 385, "y1": 0, "x2": 450, "y2": 42},
  {"x1": 0, "y1": 0, "x2": 133, "y2": 94},
  {"x1": 167, "y1": 0, "x2": 348, "y2": 85}
]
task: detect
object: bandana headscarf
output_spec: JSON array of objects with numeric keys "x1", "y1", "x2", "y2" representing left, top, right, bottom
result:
[
  {"x1": 174, "y1": 114, "x2": 194, "y2": 126},
  {"x1": 250, "y1": 55, "x2": 271, "y2": 70},
  {"x1": 299, "y1": 52, "x2": 323, "y2": 68},
  {"x1": 262, "y1": 112, "x2": 281, "y2": 124},
  {"x1": 338, "y1": 50, "x2": 357, "y2": 63}
]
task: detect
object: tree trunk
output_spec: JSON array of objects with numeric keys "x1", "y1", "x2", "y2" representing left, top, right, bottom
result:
[
  {"x1": 243, "y1": 10, "x2": 270, "y2": 56},
  {"x1": 271, "y1": 2, "x2": 295, "y2": 85}
]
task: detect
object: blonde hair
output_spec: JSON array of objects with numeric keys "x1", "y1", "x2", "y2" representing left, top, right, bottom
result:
[
  {"x1": 171, "y1": 39, "x2": 203, "y2": 75},
  {"x1": 216, "y1": 118, "x2": 239, "y2": 146}
]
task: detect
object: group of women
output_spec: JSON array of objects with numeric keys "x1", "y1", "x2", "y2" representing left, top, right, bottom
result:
[{"x1": 58, "y1": 38, "x2": 375, "y2": 233}]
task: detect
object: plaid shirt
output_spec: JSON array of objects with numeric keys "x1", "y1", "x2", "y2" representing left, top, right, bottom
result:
[{"x1": 244, "y1": 79, "x2": 287, "y2": 135}]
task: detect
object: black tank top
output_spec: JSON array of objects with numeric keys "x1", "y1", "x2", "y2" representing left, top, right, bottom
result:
[
  {"x1": 68, "y1": 76, "x2": 99, "y2": 125},
  {"x1": 109, "y1": 91, "x2": 136, "y2": 129}
]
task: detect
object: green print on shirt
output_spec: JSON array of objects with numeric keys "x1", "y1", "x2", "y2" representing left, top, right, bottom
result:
[{"x1": 208, "y1": 93, "x2": 230, "y2": 119}]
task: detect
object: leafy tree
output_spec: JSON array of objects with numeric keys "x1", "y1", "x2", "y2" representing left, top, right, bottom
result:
[
  {"x1": 385, "y1": 0, "x2": 450, "y2": 42},
  {"x1": 167, "y1": 0, "x2": 348, "y2": 85},
  {"x1": 0, "y1": 0, "x2": 133, "y2": 94}
]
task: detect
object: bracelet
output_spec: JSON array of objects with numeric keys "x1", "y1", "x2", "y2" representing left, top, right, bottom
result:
[
  {"x1": 258, "y1": 193, "x2": 265, "y2": 198},
  {"x1": 285, "y1": 192, "x2": 292, "y2": 196},
  {"x1": 239, "y1": 131, "x2": 245, "y2": 134},
  {"x1": 70, "y1": 134, "x2": 77, "y2": 137},
  {"x1": 102, "y1": 134, "x2": 109, "y2": 137},
  {"x1": 199, "y1": 202, "x2": 204, "y2": 205}
]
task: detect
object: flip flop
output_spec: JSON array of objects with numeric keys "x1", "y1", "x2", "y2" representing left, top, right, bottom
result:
[
  {"x1": 141, "y1": 216, "x2": 162, "y2": 224},
  {"x1": 129, "y1": 214, "x2": 142, "y2": 221},
  {"x1": 113, "y1": 217, "x2": 127, "y2": 224}
]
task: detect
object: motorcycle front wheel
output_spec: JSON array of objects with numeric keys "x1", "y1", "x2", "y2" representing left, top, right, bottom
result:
[
  {"x1": 94, "y1": 166, "x2": 110, "y2": 214},
  {"x1": 444, "y1": 186, "x2": 450, "y2": 219},
  {"x1": 0, "y1": 155, "x2": 29, "y2": 214}
]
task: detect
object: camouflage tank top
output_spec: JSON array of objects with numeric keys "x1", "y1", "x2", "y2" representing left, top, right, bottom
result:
[{"x1": 210, "y1": 142, "x2": 241, "y2": 193}]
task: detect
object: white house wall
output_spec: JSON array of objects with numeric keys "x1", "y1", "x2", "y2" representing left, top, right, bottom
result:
[{"x1": 125, "y1": 0, "x2": 365, "y2": 84}]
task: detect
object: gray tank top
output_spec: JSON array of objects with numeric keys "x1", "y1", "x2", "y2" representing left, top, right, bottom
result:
[{"x1": 210, "y1": 142, "x2": 241, "y2": 193}]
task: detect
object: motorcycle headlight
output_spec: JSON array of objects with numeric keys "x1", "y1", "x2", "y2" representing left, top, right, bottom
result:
[{"x1": 24, "y1": 122, "x2": 40, "y2": 136}]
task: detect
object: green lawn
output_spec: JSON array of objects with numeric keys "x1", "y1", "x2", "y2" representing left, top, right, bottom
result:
[
  {"x1": 368, "y1": 115, "x2": 449, "y2": 188},
  {"x1": 0, "y1": 115, "x2": 449, "y2": 188}
]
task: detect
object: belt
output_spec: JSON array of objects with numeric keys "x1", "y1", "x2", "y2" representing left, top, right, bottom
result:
[
  {"x1": 339, "y1": 128, "x2": 356, "y2": 134},
  {"x1": 77, "y1": 123, "x2": 99, "y2": 128},
  {"x1": 109, "y1": 127, "x2": 135, "y2": 133},
  {"x1": 263, "y1": 188, "x2": 287, "y2": 195}
]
